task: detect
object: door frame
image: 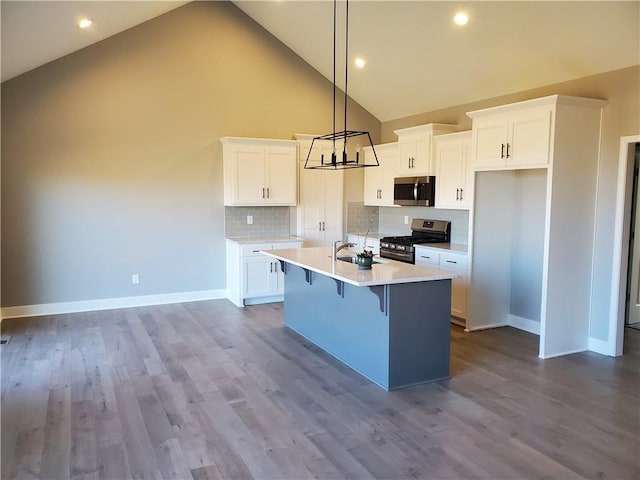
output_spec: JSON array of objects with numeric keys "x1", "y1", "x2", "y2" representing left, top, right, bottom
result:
[{"x1": 610, "y1": 135, "x2": 640, "y2": 356}]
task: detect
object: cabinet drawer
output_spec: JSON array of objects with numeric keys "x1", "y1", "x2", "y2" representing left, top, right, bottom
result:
[
  {"x1": 440, "y1": 253, "x2": 467, "y2": 270},
  {"x1": 241, "y1": 243, "x2": 274, "y2": 257},
  {"x1": 415, "y1": 250, "x2": 440, "y2": 266}
]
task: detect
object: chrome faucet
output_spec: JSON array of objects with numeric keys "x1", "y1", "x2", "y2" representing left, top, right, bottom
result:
[{"x1": 332, "y1": 240, "x2": 355, "y2": 262}]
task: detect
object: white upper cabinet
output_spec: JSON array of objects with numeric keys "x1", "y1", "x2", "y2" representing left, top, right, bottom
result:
[
  {"x1": 394, "y1": 124, "x2": 457, "y2": 176},
  {"x1": 469, "y1": 103, "x2": 553, "y2": 170},
  {"x1": 296, "y1": 135, "x2": 344, "y2": 247},
  {"x1": 221, "y1": 137, "x2": 297, "y2": 206},
  {"x1": 435, "y1": 131, "x2": 472, "y2": 209},
  {"x1": 363, "y1": 143, "x2": 399, "y2": 207}
]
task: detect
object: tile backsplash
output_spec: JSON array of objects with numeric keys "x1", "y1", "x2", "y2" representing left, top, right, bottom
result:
[
  {"x1": 226, "y1": 203, "x2": 469, "y2": 244},
  {"x1": 346, "y1": 202, "x2": 380, "y2": 234},
  {"x1": 378, "y1": 207, "x2": 470, "y2": 244},
  {"x1": 225, "y1": 206, "x2": 290, "y2": 238}
]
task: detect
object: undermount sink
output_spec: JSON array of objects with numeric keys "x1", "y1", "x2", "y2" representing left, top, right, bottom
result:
[{"x1": 334, "y1": 254, "x2": 385, "y2": 265}]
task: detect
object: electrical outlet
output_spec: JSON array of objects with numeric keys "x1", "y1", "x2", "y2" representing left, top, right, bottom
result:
[
  {"x1": 404, "y1": 216, "x2": 409, "y2": 225},
  {"x1": 247, "y1": 215, "x2": 253, "y2": 225},
  {"x1": 131, "y1": 273, "x2": 139, "y2": 285}
]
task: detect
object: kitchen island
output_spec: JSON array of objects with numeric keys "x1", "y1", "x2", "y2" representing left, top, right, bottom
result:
[{"x1": 261, "y1": 247, "x2": 456, "y2": 390}]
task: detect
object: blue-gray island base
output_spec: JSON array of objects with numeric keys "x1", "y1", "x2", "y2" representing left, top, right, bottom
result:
[{"x1": 282, "y1": 262, "x2": 451, "y2": 390}]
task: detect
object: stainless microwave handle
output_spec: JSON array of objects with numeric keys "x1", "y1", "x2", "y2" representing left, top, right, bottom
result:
[{"x1": 413, "y1": 178, "x2": 419, "y2": 202}]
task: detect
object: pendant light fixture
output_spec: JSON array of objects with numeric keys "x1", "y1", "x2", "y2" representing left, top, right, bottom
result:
[{"x1": 304, "y1": 0, "x2": 379, "y2": 170}]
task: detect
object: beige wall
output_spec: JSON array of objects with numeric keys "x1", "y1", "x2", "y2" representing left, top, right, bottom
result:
[
  {"x1": 0, "y1": 1, "x2": 380, "y2": 307},
  {"x1": 381, "y1": 66, "x2": 640, "y2": 341}
]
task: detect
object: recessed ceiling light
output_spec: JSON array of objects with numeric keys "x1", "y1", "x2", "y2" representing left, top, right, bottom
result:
[
  {"x1": 355, "y1": 57, "x2": 366, "y2": 69},
  {"x1": 454, "y1": 12, "x2": 469, "y2": 26},
  {"x1": 78, "y1": 18, "x2": 93, "y2": 29}
]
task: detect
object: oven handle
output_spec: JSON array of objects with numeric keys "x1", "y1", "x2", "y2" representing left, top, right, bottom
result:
[{"x1": 380, "y1": 249, "x2": 414, "y2": 264}]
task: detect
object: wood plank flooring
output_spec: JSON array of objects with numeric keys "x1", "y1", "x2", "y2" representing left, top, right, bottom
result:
[{"x1": 1, "y1": 300, "x2": 638, "y2": 479}]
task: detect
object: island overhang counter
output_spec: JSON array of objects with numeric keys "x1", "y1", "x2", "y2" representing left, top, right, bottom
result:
[{"x1": 261, "y1": 247, "x2": 456, "y2": 391}]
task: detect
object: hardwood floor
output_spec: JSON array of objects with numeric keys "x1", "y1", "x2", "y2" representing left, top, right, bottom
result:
[{"x1": 1, "y1": 300, "x2": 638, "y2": 479}]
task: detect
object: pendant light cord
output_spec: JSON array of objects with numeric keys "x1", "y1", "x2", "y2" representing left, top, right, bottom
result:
[
  {"x1": 332, "y1": 0, "x2": 336, "y2": 154},
  {"x1": 343, "y1": 0, "x2": 349, "y2": 154}
]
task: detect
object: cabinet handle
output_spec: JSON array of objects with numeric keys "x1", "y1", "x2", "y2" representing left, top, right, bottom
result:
[
  {"x1": 446, "y1": 260, "x2": 457, "y2": 264},
  {"x1": 505, "y1": 143, "x2": 511, "y2": 159},
  {"x1": 456, "y1": 188, "x2": 460, "y2": 201},
  {"x1": 501, "y1": 144, "x2": 505, "y2": 159},
  {"x1": 267, "y1": 187, "x2": 270, "y2": 198},
  {"x1": 322, "y1": 221, "x2": 325, "y2": 231},
  {"x1": 459, "y1": 188, "x2": 464, "y2": 201},
  {"x1": 420, "y1": 255, "x2": 431, "y2": 259},
  {"x1": 262, "y1": 187, "x2": 265, "y2": 198},
  {"x1": 273, "y1": 262, "x2": 278, "y2": 272},
  {"x1": 270, "y1": 262, "x2": 273, "y2": 273},
  {"x1": 319, "y1": 222, "x2": 321, "y2": 231}
]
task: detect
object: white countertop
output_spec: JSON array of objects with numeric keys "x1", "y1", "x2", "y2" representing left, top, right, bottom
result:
[
  {"x1": 226, "y1": 236, "x2": 304, "y2": 244},
  {"x1": 261, "y1": 247, "x2": 456, "y2": 287}
]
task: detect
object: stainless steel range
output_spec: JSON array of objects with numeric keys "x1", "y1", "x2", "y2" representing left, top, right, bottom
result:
[{"x1": 380, "y1": 219, "x2": 450, "y2": 264}]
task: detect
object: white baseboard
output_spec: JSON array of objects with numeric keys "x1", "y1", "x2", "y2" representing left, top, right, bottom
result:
[
  {"x1": 1, "y1": 289, "x2": 227, "y2": 320},
  {"x1": 244, "y1": 295, "x2": 284, "y2": 306},
  {"x1": 466, "y1": 321, "x2": 508, "y2": 332},
  {"x1": 588, "y1": 336, "x2": 616, "y2": 356},
  {"x1": 538, "y1": 347, "x2": 588, "y2": 359},
  {"x1": 507, "y1": 314, "x2": 541, "y2": 335}
]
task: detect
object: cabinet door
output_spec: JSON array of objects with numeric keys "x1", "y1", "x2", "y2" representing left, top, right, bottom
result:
[
  {"x1": 397, "y1": 137, "x2": 416, "y2": 175},
  {"x1": 508, "y1": 107, "x2": 552, "y2": 167},
  {"x1": 363, "y1": 238, "x2": 380, "y2": 255},
  {"x1": 265, "y1": 146, "x2": 297, "y2": 205},
  {"x1": 440, "y1": 253, "x2": 469, "y2": 319},
  {"x1": 450, "y1": 272, "x2": 468, "y2": 319},
  {"x1": 233, "y1": 146, "x2": 266, "y2": 204},
  {"x1": 379, "y1": 148, "x2": 399, "y2": 207},
  {"x1": 322, "y1": 168, "x2": 344, "y2": 246},
  {"x1": 364, "y1": 147, "x2": 383, "y2": 206},
  {"x1": 473, "y1": 115, "x2": 509, "y2": 168},
  {"x1": 435, "y1": 141, "x2": 464, "y2": 209},
  {"x1": 458, "y1": 140, "x2": 473, "y2": 209},
  {"x1": 299, "y1": 166, "x2": 324, "y2": 245},
  {"x1": 413, "y1": 134, "x2": 432, "y2": 175},
  {"x1": 243, "y1": 256, "x2": 273, "y2": 297}
]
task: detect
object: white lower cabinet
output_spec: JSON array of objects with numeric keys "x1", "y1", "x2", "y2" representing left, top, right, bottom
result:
[
  {"x1": 226, "y1": 239, "x2": 303, "y2": 307},
  {"x1": 346, "y1": 234, "x2": 380, "y2": 255},
  {"x1": 415, "y1": 245, "x2": 469, "y2": 323}
]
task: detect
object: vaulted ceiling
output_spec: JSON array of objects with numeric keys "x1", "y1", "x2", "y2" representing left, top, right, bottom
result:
[{"x1": 2, "y1": 1, "x2": 639, "y2": 122}]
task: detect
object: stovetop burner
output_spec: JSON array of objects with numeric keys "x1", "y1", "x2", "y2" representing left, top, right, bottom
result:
[{"x1": 379, "y1": 219, "x2": 451, "y2": 263}]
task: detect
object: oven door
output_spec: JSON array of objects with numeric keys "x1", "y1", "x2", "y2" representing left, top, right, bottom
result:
[{"x1": 380, "y1": 247, "x2": 414, "y2": 264}]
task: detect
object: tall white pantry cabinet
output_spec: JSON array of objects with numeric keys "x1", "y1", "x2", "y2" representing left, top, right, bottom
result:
[
  {"x1": 295, "y1": 135, "x2": 344, "y2": 247},
  {"x1": 467, "y1": 95, "x2": 608, "y2": 359}
]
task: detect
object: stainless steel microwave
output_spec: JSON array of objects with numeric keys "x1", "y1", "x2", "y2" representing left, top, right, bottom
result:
[{"x1": 393, "y1": 176, "x2": 436, "y2": 206}]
